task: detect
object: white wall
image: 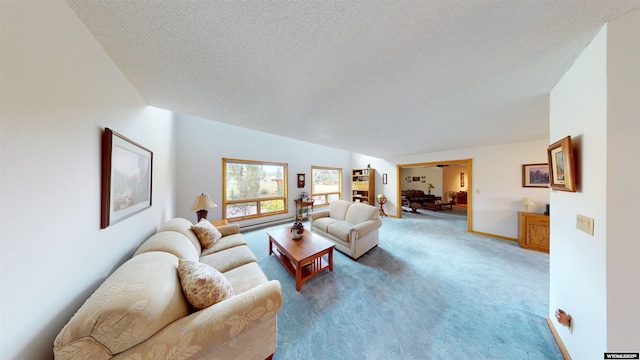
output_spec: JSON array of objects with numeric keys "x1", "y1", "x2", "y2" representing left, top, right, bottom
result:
[
  {"x1": 174, "y1": 113, "x2": 351, "y2": 227},
  {"x1": 549, "y1": 25, "x2": 608, "y2": 357},
  {"x1": 0, "y1": 2, "x2": 176, "y2": 359},
  {"x1": 368, "y1": 140, "x2": 550, "y2": 238},
  {"x1": 606, "y1": 8, "x2": 640, "y2": 352},
  {"x1": 549, "y1": 8, "x2": 640, "y2": 356}
]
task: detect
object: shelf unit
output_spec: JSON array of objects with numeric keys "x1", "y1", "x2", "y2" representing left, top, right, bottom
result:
[{"x1": 351, "y1": 168, "x2": 375, "y2": 205}]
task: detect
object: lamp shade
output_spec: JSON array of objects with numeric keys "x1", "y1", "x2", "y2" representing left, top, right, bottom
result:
[
  {"x1": 427, "y1": 183, "x2": 434, "y2": 189},
  {"x1": 520, "y1": 197, "x2": 535, "y2": 206},
  {"x1": 190, "y1": 194, "x2": 217, "y2": 211}
]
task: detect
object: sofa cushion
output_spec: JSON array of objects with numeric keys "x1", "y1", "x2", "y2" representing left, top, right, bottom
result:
[
  {"x1": 178, "y1": 259, "x2": 235, "y2": 310},
  {"x1": 53, "y1": 252, "x2": 189, "y2": 359},
  {"x1": 223, "y1": 262, "x2": 269, "y2": 295},
  {"x1": 345, "y1": 202, "x2": 379, "y2": 224},
  {"x1": 312, "y1": 216, "x2": 340, "y2": 233},
  {"x1": 327, "y1": 221, "x2": 354, "y2": 242},
  {"x1": 159, "y1": 217, "x2": 202, "y2": 255},
  {"x1": 133, "y1": 231, "x2": 199, "y2": 261},
  {"x1": 191, "y1": 218, "x2": 222, "y2": 249},
  {"x1": 201, "y1": 233, "x2": 248, "y2": 256},
  {"x1": 328, "y1": 200, "x2": 351, "y2": 221},
  {"x1": 200, "y1": 245, "x2": 257, "y2": 273}
]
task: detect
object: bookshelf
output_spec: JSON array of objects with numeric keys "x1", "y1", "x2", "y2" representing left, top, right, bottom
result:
[{"x1": 351, "y1": 168, "x2": 375, "y2": 204}]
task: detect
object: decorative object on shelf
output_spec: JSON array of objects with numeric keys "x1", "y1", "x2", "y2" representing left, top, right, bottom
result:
[
  {"x1": 291, "y1": 220, "x2": 304, "y2": 240},
  {"x1": 522, "y1": 163, "x2": 550, "y2": 188},
  {"x1": 376, "y1": 193, "x2": 388, "y2": 216},
  {"x1": 299, "y1": 191, "x2": 309, "y2": 201},
  {"x1": 520, "y1": 197, "x2": 535, "y2": 212},
  {"x1": 297, "y1": 173, "x2": 305, "y2": 188},
  {"x1": 101, "y1": 128, "x2": 153, "y2": 229},
  {"x1": 426, "y1": 183, "x2": 434, "y2": 195},
  {"x1": 547, "y1": 135, "x2": 576, "y2": 192},
  {"x1": 190, "y1": 193, "x2": 218, "y2": 222}
]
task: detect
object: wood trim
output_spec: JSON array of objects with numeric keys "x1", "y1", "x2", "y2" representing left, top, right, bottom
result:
[
  {"x1": 470, "y1": 230, "x2": 518, "y2": 242},
  {"x1": 546, "y1": 317, "x2": 572, "y2": 360}
]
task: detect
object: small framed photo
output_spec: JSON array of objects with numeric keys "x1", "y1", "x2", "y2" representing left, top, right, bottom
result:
[
  {"x1": 522, "y1": 163, "x2": 550, "y2": 188},
  {"x1": 547, "y1": 136, "x2": 576, "y2": 192},
  {"x1": 101, "y1": 128, "x2": 153, "y2": 229}
]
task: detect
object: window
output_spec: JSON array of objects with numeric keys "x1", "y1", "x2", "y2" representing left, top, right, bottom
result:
[
  {"x1": 223, "y1": 158, "x2": 287, "y2": 221},
  {"x1": 310, "y1": 166, "x2": 342, "y2": 207}
]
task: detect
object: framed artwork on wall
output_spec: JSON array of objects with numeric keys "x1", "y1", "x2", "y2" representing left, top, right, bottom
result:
[
  {"x1": 522, "y1": 163, "x2": 550, "y2": 187},
  {"x1": 460, "y1": 173, "x2": 465, "y2": 187},
  {"x1": 101, "y1": 128, "x2": 153, "y2": 229},
  {"x1": 382, "y1": 173, "x2": 387, "y2": 184},
  {"x1": 547, "y1": 136, "x2": 576, "y2": 192}
]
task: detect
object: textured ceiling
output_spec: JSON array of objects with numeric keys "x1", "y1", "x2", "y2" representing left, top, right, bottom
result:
[{"x1": 67, "y1": 0, "x2": 639, "y2": 159}]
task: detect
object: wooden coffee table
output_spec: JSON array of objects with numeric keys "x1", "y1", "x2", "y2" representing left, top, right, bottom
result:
[{"x1": 268, "y1": 227, "x2": 334, "y2": 291}]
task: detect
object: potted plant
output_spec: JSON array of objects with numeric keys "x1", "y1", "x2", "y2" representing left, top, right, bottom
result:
[{"x1": 291, "y1": 220, "x2": 304, "y2": 240}]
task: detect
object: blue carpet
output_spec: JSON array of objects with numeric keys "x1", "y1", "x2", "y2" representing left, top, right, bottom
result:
[{"x1": 242, "y1": 209, "x2": 562, "y2": 360}]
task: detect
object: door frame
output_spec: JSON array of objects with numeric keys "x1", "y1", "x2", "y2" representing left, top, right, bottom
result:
[{"x1": 396, "y1": 158, "x2": 473, "y2": 232}]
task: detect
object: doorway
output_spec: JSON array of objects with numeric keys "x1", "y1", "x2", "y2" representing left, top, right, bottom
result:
[{"x1": 396, "y1": 159, "x2": 472, "y2": 232}]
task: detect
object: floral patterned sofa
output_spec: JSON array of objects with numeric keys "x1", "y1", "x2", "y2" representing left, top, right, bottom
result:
[{"x1": 53, "y1": 218, "x2": 283, "y2": 360}]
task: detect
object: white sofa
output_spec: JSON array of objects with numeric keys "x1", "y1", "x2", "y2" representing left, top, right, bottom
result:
[
  {"x1": 309, "y1": 200, "x2": 382, "y2": 259},
  {"x1": 53, "y1": 218, "x2": 283, "y2": 360}
]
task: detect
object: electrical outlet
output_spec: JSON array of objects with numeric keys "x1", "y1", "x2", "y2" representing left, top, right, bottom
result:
[{"x1": 576, "y1": 214, "x2": 594, "y2": 235}]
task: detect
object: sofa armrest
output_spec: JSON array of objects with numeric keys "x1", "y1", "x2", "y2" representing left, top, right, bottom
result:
[
  {"x1": 216, "y1": 224, "x2": 240, "y2": 237},
  {"x1": 349, "y1": 218, "x2": 382, "y2": 240},
  {"x1": 113, "y1": 280, "x2": 283, "y2": 359},
  {"x1": 309, "y1": 210, "x2": 329, "y2": 228}
]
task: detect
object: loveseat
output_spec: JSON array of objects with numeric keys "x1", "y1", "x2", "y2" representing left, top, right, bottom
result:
[
  {"x1": 53, "y1": 217, "x2": 283, "y2": 360},
  {"x1": 309, "y1": 199, "x2": 382, "y2": 259}
]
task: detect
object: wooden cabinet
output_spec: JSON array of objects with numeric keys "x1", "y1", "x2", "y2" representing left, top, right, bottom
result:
[
  {"x1": 351, "y1": 168, "x2": 375, "y2": 204},
  {"x1": 518, "y1": 212, "x2": 550, "y2": 253}
]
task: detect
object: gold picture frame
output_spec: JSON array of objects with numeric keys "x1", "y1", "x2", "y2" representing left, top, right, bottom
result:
[{"x1": 547, "y1": 136, "x2": 576, "y2": 192}]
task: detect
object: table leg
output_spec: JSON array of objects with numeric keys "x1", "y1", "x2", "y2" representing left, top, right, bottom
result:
[
  {"x1": 295, "y1": 260, "x2": 302, "y2": 291},
  {"x1": 329, "y1": 248, "x2": 334, "y2": 271}
]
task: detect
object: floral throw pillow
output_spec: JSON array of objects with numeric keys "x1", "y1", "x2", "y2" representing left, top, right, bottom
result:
[
  {"x1": 191, "y1": 218, "x2": 222, "y2": 249},
  {"x1": 177, "y1": 259, "x2": 235, "y2": 310}
]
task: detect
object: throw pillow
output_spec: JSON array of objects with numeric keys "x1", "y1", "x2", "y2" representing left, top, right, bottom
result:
[
  {"x1": 191, "y1": 218, "x2": 222, "y2": 249},
  {"x1": 177, "y1": 259, "x2": 235, "y2": 310}
]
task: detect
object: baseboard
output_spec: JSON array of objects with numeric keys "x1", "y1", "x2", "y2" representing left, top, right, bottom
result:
[
  {"x1": 546, "y1": 317, "x2": 572, "y2": 360},
  {"x1": 470, "y1": 230, "x2": 518, "y2": 242}
]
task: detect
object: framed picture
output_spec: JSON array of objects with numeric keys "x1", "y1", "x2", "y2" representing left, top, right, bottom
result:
[
  {"x1": 522, "y1": 163, "x2": 550, "y2": 188},
  {"x1": 547, "y1": 136, "x2": 576, "y2": 192},
  {"x1": 460, "y1": 173, "x2": 465, "y2": 187},
  {"x1": 101, "y1": 128, "x2": 153, "y2": 229},
  {"x1": 412, "y1": 176, "x2": 420, "y2": 181},
  {"x1": 297, "y1": 173, "x2": 305, "y2": 188},
  {"x1": 382, "y1": 173, "x2": 387, "y2": 185}
]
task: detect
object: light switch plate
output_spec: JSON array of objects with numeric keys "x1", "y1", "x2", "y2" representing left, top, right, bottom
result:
[{"x1": 576, "y1": 214, "x2": 594, "y2": 235}]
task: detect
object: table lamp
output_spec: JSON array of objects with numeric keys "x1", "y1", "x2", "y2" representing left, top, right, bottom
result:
[
  {"x1": 427, "y1": 183, "x2": 434, "y2": 195},
  {"x1": 190, "y1": 193, "x2": 217, "y2": 222},
  {"x1": 520, "y1": 197, "x2": 535, "y2": 212}
]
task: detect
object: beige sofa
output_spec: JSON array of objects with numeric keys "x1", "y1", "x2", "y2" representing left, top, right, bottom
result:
[
  {"x1": 53, "y1": 218, "x2": 283, "y2": 360},
  {"x1": 309, "y1": 200, "x2": 382, "y2": 259}
]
